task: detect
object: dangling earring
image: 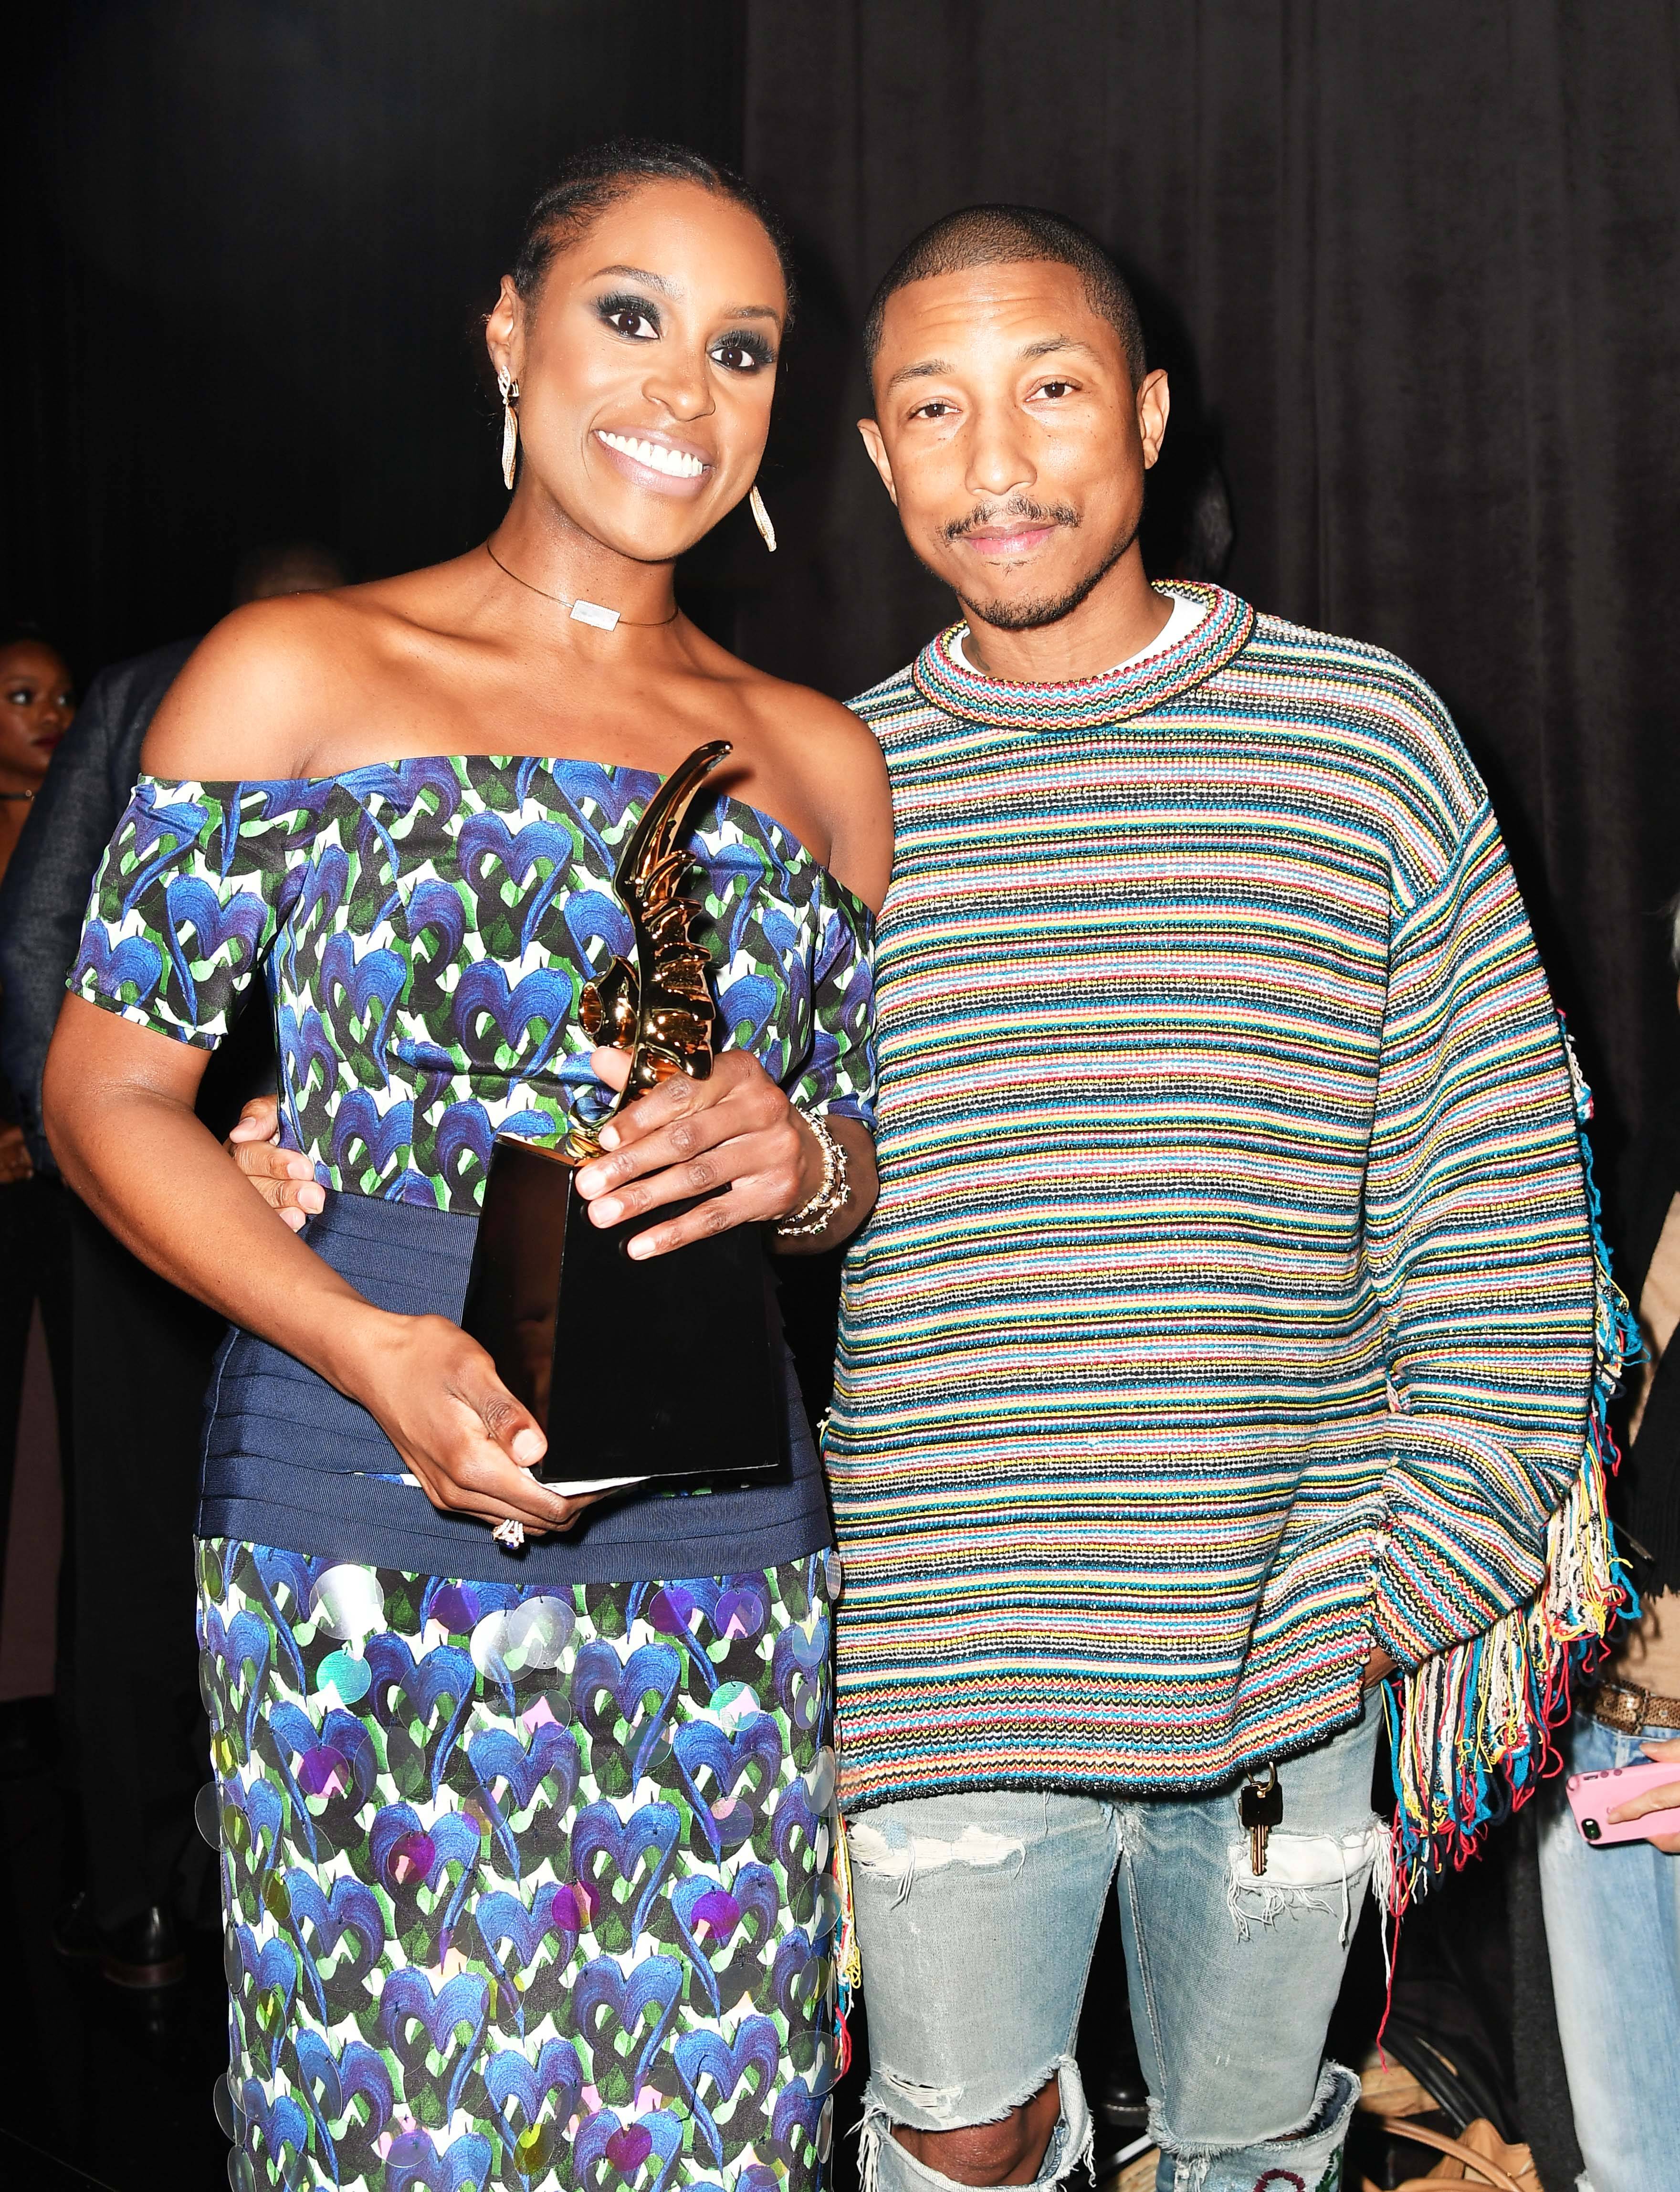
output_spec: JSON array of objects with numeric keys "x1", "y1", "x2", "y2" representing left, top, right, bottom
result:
[
  {"x1": 498, "y1": 369, "x2": 519, "y2": 491},
  {"x1": 749, "y1": 484, "x2": 777, "y2": 553}
]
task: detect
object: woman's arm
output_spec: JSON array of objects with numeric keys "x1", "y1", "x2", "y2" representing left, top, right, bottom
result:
[
  {"x1": 49, "y1": 603, "x2": 600, "y2": 1536},
  {"x1": 46, "y1": 999, "x2": 590, "y2": 1535}
]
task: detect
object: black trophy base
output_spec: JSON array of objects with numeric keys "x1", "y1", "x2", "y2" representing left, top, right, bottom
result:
[{"x1": 459, "y1": 1135, "x2": 785, "y2": 1490}]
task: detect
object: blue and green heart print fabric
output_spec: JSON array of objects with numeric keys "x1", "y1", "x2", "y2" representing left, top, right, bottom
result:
[
  {"x1": 200, "y1": 1539, "x2": 839, "y2": 2192},
  {"x1": 72, "y1": 758, "x2": 876, "y2": 1211}
]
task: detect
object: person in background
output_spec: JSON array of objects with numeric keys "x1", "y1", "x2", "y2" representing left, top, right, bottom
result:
[
  {"x1": 0, "y1": 547, "x2": 343, "y2": 1987},
  {"x1": 0, "y1": 545, "x2": 346, "y2": 1174},
  {"x1": 1536, "y1": 902, "x2": 1680, "y2": 2192},
  {"x1": 228, "y1": 540, "x2": 346, "y2": 614},
  {"x1": 0, "y1": 630, "x2": 76, "y2": 1723},
  {"x1": 0, "y1": 631, "x2": 73, "y2": 878}
]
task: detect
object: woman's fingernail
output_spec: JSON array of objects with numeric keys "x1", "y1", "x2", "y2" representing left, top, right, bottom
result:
[
  {"x1": 598, "y1": 1125, "x2": 620, "y2": 1149},
  {"x1": 512, "y1": 1429, "x2": 544, "y2": 1464},
  {"x1": 593, "y1": 1197, "x2": 622, "y2": 1224},
  {"x1": 575, "y1": 1166, "x2": 603, "y2": 1195},
  {"x1": 626, "y1": 1235, "x2": 653, "y2": 1260}
]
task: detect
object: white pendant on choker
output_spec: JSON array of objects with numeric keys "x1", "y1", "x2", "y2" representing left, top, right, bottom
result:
[{"x1": 484, "y1": 541, "x2": 677, "y2": 629}]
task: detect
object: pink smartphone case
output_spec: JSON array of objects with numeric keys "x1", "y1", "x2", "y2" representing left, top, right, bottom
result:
[{"x1": 1566, "y1": 1759, "x2": 1680, "y2": 1845}]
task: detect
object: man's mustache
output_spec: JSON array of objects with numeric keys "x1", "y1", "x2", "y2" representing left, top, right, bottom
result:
[{"x1": 942, "y1": 497, "x2": 1080, "y2": 545}]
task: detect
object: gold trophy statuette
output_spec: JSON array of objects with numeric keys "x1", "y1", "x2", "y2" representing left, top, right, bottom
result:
[
  {"x1": 562, "y1": 738, "x2": 731, "y2": 1157},
  {"x1": 461, "y1": 742, "x2": 783, "y2": 1496}
]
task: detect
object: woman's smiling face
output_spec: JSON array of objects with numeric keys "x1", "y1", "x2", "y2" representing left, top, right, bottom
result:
[
  {"x1": 0, "y1": 641, "x2": 74, "y2": 784},
  {"x1": 488, "y1": 178, "x2": 788, "y2": 566}
]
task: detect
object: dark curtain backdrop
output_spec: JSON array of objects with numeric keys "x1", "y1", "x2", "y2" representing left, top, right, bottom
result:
[
  {"x1": 740, "y1": 0, "x2": 1680, "y2": 1224},
  {"x1": 5, "y1": 0, "x2": 746, "y2": 679}
]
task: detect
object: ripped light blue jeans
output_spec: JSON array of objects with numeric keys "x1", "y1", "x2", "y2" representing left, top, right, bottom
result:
[{"x1": 848, "y1": 1706, "x2": 1382, "y2": 2192}]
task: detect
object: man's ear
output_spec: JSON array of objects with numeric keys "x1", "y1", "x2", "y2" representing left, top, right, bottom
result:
[
  {"x1": 1136, "y1": 369, "x2": 1171, "y2": 471},
  {"x1": 856, "y1": 418, "x2": 898, "y2": 506},
  {"x1": 486, "y1": 274, "x2": 523, "y2": 385}
]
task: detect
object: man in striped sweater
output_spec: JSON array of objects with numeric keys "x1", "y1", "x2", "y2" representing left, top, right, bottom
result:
[{"x1": 829, "y1": 208, "x2": 1628, "y2": 2192}]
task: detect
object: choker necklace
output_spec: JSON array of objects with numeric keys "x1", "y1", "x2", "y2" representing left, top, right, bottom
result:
[{"x1": 485, "y1": 542, "x2": 678, "y2": 631}]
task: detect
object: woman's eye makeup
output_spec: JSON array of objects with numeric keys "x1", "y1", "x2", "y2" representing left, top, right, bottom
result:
[
  {"x1": 592, "y1": 293, "x2": 774, "y2": 373},
  {"x1": 708, "y1": 330, "x2": 776, "y2": 373},
  {"x1": 595, "y1": 293, "x2": 661, "y2": 340}
]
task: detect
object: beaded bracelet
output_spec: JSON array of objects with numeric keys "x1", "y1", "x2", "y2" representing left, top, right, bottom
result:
[{"x1": 775, "y1": 1113, "x2": 850, "y2": 1239}]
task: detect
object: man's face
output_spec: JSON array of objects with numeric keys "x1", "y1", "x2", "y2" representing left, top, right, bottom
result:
[{"x1": 859, "y1": 260, "x2": 1169, "y2": 630}]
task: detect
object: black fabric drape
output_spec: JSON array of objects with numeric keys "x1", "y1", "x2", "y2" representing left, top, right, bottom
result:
[{"x1": 740, "y1": 0, "x2": 1680, "y2": 1225}]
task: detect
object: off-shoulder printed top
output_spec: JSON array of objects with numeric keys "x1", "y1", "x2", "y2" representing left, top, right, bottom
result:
[
  {"x1": 72, "y1": 755, "x2": 875, "y2": 1207},
  {"x1": 67, "y1": 755, "x2": 876, "y2": 1585}
]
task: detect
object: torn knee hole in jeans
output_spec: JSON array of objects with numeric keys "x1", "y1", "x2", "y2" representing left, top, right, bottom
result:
[
  {"x1": 879, "y1": 2072, "x2": 964, "y2": 2118},
  {"x1": 1225, "y1": 1823, "x2": 1384, "y2": 1947},
  {"x1": 848, "y1": 1818, "x2": 1027, "y2": 1906},
  {"x1": 860, "y1": 2057, "x2": 1090, "y2": 2192},
  {"x1": 1151, "y1": 2062, "x2": 1358, "y2": 2192},
  {"x1": 875, "y1": 2055, "x2": 1059, "y2": 2125}
]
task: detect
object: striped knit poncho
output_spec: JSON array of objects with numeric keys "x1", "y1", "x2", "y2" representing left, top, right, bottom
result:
[{"x1": 827, "y1": 583, "x2": 1634, "y2": 1897}]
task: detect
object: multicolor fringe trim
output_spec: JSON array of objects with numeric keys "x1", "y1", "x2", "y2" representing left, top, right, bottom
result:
[
  {"x1": 1383, "y1": 1028, "x2": 1642, "y2": 1909},
  {"x1": 831, "y1": 1813, "x2": 862, "y2": 2077}
]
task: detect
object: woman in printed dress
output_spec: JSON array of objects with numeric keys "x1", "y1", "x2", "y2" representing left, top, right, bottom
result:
[{"x1": 43, "y1": 142, "x2": 890, "y2": 2192}]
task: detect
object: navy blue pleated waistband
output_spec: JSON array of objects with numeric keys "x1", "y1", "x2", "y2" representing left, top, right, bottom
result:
[{"x1": 199, "y1": 1190, "x2": 830, "y2": 1587}]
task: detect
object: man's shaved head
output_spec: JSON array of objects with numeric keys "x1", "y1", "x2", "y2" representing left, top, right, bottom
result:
[{"x1": 863, "y1": 204, "x2": 1146, "y2": 386}]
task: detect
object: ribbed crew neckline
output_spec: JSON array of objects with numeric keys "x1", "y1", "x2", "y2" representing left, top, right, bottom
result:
[{"x1": 912, "y1": 580, "x2": 1257, "y2": 731}]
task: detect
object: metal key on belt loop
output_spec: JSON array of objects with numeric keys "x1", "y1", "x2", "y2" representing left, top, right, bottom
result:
[{"x1": 1240, "y1": 1764, "x2": 1282, "y2": 1876}]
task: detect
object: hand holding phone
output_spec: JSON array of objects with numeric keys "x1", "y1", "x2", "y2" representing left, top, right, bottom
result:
[{"x1": 1568, "y1": 1743, "x2": 1680, "y2": 1852}]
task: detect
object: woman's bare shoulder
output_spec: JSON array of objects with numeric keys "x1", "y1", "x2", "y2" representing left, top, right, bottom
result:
[
  {"x1": 139, "y1": 590, "x2": 378, "y2": 782},
  {"x1": 138, "y1": 557, "x2": 481, "y2": 782},
  {"x1": 779, "y1": 682, "x2": 891, "y2": 811},
  {"x1": 735, "y1": 664, "x2": 893, "y2": 910},
  {"x1": 679, "y1": 622, "x2": 874, "y2": 765}
]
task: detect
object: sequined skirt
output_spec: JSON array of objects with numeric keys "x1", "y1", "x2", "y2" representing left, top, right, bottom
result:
[{"x1": 199, "y1": 1537, "x2": 839, "y2": 2192}]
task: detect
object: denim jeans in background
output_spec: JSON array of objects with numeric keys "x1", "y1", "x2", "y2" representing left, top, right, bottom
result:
[
  {"x1": 848, "y1": 1705, "x2": 1381, "y2": 2192},
  {"x1": 1537, "y1": 1707, "x2": 1680, "y2": 2192}
]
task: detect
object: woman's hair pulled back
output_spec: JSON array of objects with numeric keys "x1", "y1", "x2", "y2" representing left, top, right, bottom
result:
[{"x1": 512, "y1": 138, "x2": 797, "y2": 326}]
